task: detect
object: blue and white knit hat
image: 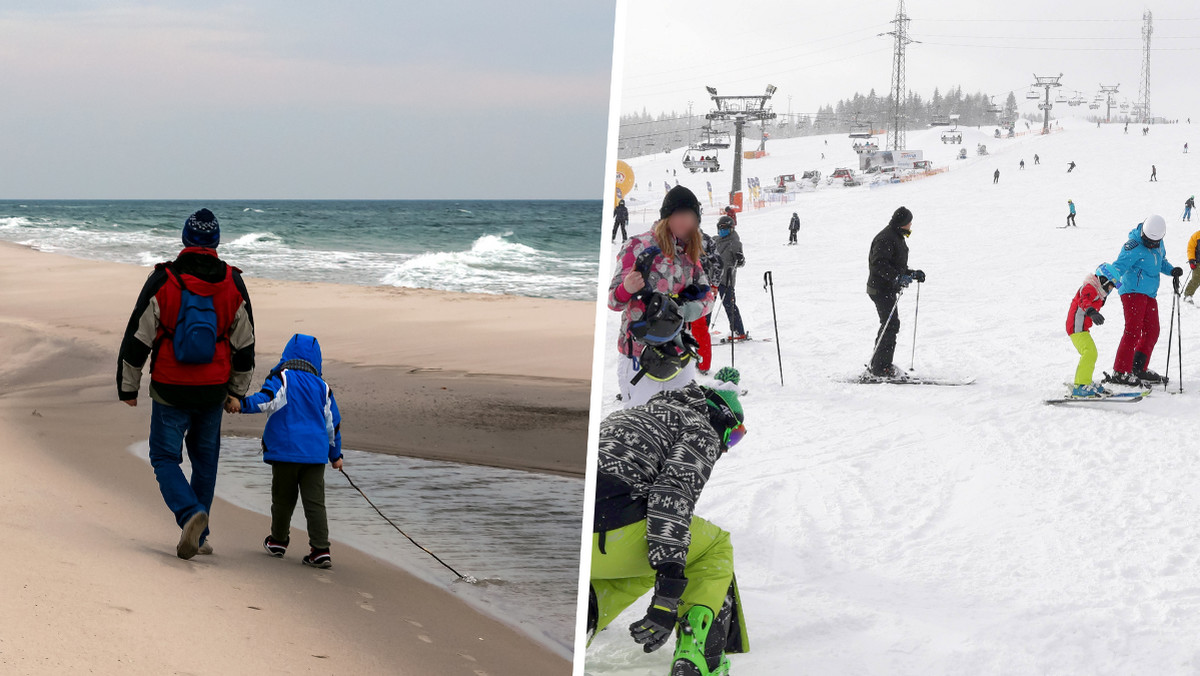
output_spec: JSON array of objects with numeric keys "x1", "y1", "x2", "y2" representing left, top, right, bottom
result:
[{"x1": 182, "y1": 208, "x2": 220, "y2": 248}]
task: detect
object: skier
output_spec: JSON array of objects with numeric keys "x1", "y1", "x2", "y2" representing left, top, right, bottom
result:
[
  {"x1": 612, "y1": 198, "x2": 630, "y2": 243},
  {"x1": 1066, "y1": 264, "x2": 1120, "y2": 397},
  {"x1": 1184, "y1": 224, "x2": 1200, "y2": 303},
  {"x1": 693, "y1": 228, "x2": 723, "y2": 374},
  {"x1": 993, "y1": 169, "x2": 1000, "y2": 184},
  {"x1": 787, "y1": 212, "x2": 800, "y2": 245},
  {"x1": 1067, "y1": 161, "x2": 1076, "y2": 173},
  {"x1": 866, "y1": 206, "x2": 925, "y2": 379},
  {"x1": 1185, "y1": 196, "x2": 1195, "y2": 222},
  {"x1": 1107, "y1": 214, "x2": 1183, "y2": 385},
  {"x1": 1034, "y1": 154, "x2": 1041, "y2": 165},
  {"x1": 588, "y1": 368, "x2": 749, "y2": 675},
  {"x1": 1067, "y1": 199, "x2": 1077, "y2": 227},
  {"x1": 723, "y1": 205, "x2": 737, "y2": 227},
  {"x1": 1150, "y1": 165, "x2": 1158, "y2": 182},
  {"x1": 1125, "y1": 123, "x2": 1129, "y2": 134},
  {"x1": 609, "y1": 186, "x2": 715, "y2": 407},
  {"x1": 714, "y1": 215, "x2": 747, "y2": 341},
  {"x1": 1020, "y1": 159, "x2": 1026, "y2": 170},
  {"x1": 1185, "y1": 143, "x2": 1189, "y2": 154}
]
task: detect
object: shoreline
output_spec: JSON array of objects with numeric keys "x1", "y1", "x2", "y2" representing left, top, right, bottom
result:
[{"x1": 0, "y1": 240, "x2": 593, "y2": 476}]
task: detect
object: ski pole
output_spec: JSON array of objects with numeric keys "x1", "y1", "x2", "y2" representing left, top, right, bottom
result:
[
  {"x1": 339, "y1": 467, "x2": 468, "y2": 580},
  {"x1": 763, "y1": 271, "x2": 784, "y2": 386},
  {"x1": 1166, "y1": 290, "x2": 1177, "y2": 393},
  {"x1": 1177, "y1": 289, "x2": 1184, "y2": 393},
  {"x1": 868, "y1": 289, "x2": 903, "y2": 369},
  {"x1": 909, "y1": 281, "x2": 922, "y2": 372}
]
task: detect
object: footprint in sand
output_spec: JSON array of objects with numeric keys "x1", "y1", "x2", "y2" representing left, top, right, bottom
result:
[
  {"x1": 314, "y1": 574, "x2": 332, "y2": 584},
  {"x1": 417, "y1": 634, "x2": 433, "y2": 643},
  {"x1": 358, "y1": 601, "x2": 375, "y2": 612},
  {"x1": 458, "y1": 653, "x2": 477, "y2": 662},
  {"x1": 404, "y1": 619, "x2": 423, "y2": 628},
  {"x1": 358, "y1": 591, "x2": 373, "y2": 599}
]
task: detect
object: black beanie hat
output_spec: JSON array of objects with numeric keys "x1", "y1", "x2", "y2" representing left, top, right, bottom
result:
[
  {"x1": 889, "y1": 206, "x2": 913, "y2": 230},
  {"x1": 660, "y1": 185, "x2": 702, "y2": 223}
]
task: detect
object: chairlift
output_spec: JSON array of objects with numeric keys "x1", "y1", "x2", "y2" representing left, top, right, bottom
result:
[
  {"x1": 849, "y1": 121, "x2": 874, "y2": 139},
  {"x1": 1088, "y1": 103, "x2": 1100, "y2": 110},
  {"x1": 1025, "y1": 89, "x2": 1040, "y2": 100},
  {"x1": 1055, "y1": 94, "x2": 1068, "y2": 103}
]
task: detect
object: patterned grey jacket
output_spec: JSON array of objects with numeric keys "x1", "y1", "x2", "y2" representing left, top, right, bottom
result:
[{"x1": 595, "y1": 383, "x2": 723, "y2": 572}]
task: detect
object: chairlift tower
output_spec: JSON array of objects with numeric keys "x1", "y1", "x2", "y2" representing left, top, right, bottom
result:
[
  {"x1": 880, "y1": 0, "x2": 917, "y2": 151},
  {"x1": 1030, "y1": 73, "x2": 1064, "y2": 134},
  {"x1": 1099, "y1": 84, "x2": 1120, "y2": 122},
  {"x1": 705, "y1": 84, "x2": 777, "y2": 203},
  {"x1": 1138, "y1": 10, "x2": 1152, "y2": 123}
]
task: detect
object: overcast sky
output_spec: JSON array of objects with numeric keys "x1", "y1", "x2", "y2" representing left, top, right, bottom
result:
[
  {"x1": 618, "y1": 0, "x2": 1200, "y2": 122},
  {"x1": 0, "y1": 1, "x2": 615, "y2": 199}
]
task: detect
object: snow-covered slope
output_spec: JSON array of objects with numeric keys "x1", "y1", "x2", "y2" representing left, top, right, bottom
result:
[{"x1": 590, "y1": 118, "x2": 1200, "y2": 674}]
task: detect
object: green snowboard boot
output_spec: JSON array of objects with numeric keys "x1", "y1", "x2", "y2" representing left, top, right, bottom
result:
[{"x1": 670, "y1": 605, "x2": 731, "y2": 676}]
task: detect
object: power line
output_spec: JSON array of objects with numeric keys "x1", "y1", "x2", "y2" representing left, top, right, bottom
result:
[{"x1": 917, "y1": 41, "x2": 1200, "y2": 51}]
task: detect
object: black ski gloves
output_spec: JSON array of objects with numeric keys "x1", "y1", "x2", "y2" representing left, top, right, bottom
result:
[
  {"x1": 1173, "y1": 267, "x2": 1184, "y2": 294},
  {"x1": 629, "y1": 575, "x2": 688, "y2": 653},
  {"x1": 1086, "y1": 308, "x2": 1105, "y2": 325},
  {"x1": 910, "y1": 269, "x2": 926, "y2": 283},
  {"x1": 898, "y1": 274, "x2": 913, "y2": 288},
  {"x1": 1173, "y1": 267, "x2": 1184, "y2": 277}
]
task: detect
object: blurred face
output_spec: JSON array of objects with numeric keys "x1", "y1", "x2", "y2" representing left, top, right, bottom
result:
[
  {"x1": 667, "y1": 211, "x2": 699, "y2": 239},
  {"x1": 901, "y1": 222, "x2": 912, "y2": 232}
]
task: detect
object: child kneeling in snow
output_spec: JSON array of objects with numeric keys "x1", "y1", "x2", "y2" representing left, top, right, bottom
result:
[
  {"x1": 1066, "y1": 265, "x2": 1120, "y2": 397},
  {"x1": 228, "y1": 333, "x2": 343, "y2": 568}
]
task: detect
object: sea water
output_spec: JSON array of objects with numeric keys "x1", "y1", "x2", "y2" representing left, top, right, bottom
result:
[
  {"x1": 129, "y1": 438, "x2": 583, "y2": 659},
  {"x1": 0, "y1": 200, "x2": 600, "y2": 300}
]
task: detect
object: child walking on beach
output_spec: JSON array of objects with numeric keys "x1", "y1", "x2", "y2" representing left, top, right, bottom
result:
[
  {"x1": 230, "y1": 333, "x2": 344, "y2": 568},
  {"x1": 1066, "y1": 264, "x2": 1119, "y2": 397}
]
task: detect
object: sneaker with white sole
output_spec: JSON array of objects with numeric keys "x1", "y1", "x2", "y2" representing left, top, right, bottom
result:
[
  {"x1": 302, "y1": 548, "x2": 332, "y2": 569},
  {"x1": 263, "y1": 535, "x2": 288, "y2": 558},
  {"x1": 197, "y1": 540, "x2": 213, "y2": 556}
]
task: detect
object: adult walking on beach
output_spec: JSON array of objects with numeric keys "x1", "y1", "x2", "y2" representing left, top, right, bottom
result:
[
  {"x1": 117, "y1": 209, "x2": 256, "y2": 559},
  {"x1": 609, "y1": 186, "x2": 715, "y2": 407}
]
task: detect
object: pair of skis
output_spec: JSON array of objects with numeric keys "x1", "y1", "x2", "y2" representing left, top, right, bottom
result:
[{"x1": 1045, "y1": 390, "x2": 1149, "y2": 405}]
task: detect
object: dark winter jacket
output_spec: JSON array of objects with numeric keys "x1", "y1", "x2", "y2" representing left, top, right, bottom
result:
[
  {"x1": 700, "y1": 231, "x2": 724, "y2": 288},
  {"x1": 117, "y1": 247, "x2": 255, "y2": 408},
  {"x1": 789, "y1": 215, "x2": 800, "y2": 234},
  {"x1": 594, "y1": 383, "x2": 723, "y2": 575},
  {"x1": 241, "y1": 334, "x2": 342, "y2": 465},
  {"x1": 867, "y1": 223, "x2": 911, "y2": 295},
  {"x1": 714, "y1": 230, "x2": 744, "y2": 287},
  {"x1": 613, "y1": 204, "x2": 629, "y2": 224}
]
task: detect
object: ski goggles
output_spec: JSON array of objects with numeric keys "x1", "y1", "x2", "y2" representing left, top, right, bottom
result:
[{"x1": 724, "y1": 423, "x2": 747, "y2": 448}]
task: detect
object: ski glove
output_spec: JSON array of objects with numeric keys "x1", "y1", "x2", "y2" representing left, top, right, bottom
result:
[
  {"x1": 679, "y1": 301, "x2": 705, "y2": 323},
  {"x1": 629, "y1": 575, "x2": 688, "y2": 653},
  {"x1": 911, "y1": 269, "x2": 926, "y2": 283},
  {"x1": 1190, "y1": 259, "x2": 1197, "y2": 270},
  {"x1": 1086, "y1": 308, "x2": 1105, "y2": 325},
  {"x1": 898, "y1": 274, "x2": 913, "y2": 288},
  {"x1": 1173, "y1": 267, "x2": 1184, "y2": 277},
  {"x1": 734, "y1": 252, "x2": 746, "y2": 268}
]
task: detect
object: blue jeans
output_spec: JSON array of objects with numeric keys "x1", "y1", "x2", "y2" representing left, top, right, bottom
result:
[{"x1": 149, "y1": 400, "x2": 223, "y2": 541}]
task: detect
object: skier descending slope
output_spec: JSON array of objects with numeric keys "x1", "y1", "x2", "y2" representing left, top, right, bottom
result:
[
  {"x1": 589, "y1": 367, "x2": 749, "y2": 676},
  {"x1": 865, "y1": 206, "x2": 925, "y2": 378},
  {"x1": 1107, "y1": 215, "x2": 1184, "y2": 385},
  {"x1": 610, "y1": 186, "x2": 716, "y2": 407},
  {"x1": 1065, "y1": 264, "x2": 1120, "y2": 397}
]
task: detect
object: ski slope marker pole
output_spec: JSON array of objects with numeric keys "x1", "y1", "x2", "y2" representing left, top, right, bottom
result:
[{"x1": 763, "y1": 271, "x2": 784, "y2": 386}]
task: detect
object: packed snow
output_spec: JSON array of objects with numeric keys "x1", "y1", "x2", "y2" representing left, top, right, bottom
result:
[{"x1": 589, "y1": 117, "x2": 1200, "y2": 674}]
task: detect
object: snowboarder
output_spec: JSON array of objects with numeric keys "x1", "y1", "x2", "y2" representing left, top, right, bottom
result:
[
  {"x1": 1107, "y1": 214, "x2": 1183, "y2": 385},
  {"x1": 1034, "y1": 154, "x2": 1041, "y2": 165},
  {"x1": 1067, "y1": 199, "x2": 1077, "y2": 227},
  {"x1": 994, "y1": 169, "x2": 1000, "y2": 184},
  {"x1": 1020, "y1": 159, "x2": 1025, "y2": 170},
  {"x1": 1066, "y1": 264, "x2": 1120, "y2": 397},
  {"x1": 588, "y1": 368, "x2": 749, "y2": 675},
  {"x1": 609, "y1": 186, "x2": 715, "y2": 407},
  {"x1": 117, "y1": 208, "x2": 256, "y2": 560},
  {"x1": 1067, "y1": 161, "x2": 1076, "y2": 173},
  {"x1": 787, "y1": 212, "x2": 800, "y2": 245},
  {"x1": 1150, "y1": 165, "x2": 1158, "y2": 182},
  {"x1": 1184, "y1": 224, "x2": 1200, "y2": 303},
  {"x1": 866, "y1": 206, "x2": 925, "y2": 378},
  {"x1": 714, "y1": 215, "x2": 747, "y2": 341},
  {"x1": 612, "y1": 199, "x2": 629, "y2": 243},
  {"x1": 1185, "y1": 196, "x2": 1195, "y2": 222}
]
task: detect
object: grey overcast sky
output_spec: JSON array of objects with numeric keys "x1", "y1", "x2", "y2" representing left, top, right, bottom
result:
[
  {"x1": 0, "y1": 1, "x2": 615, "y2": 199},
  {"x1": 618, "y1": 0, "x2": 1200, "y2": 121}
]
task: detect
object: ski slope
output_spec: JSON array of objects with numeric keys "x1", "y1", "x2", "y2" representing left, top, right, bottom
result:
[{"x1": 589, "y1": 118, "x2": 1200, "y2": 674}]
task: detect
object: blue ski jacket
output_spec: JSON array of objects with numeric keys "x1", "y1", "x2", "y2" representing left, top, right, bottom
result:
[
  {"x1": 1113, "y1": 224, "x2": 1175, "y2": 298},
  {"x1": 241, "y1": 334, "x2": 342, "y2": 464}
]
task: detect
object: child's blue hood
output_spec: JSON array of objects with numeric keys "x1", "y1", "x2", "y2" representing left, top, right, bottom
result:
[{"x1": 278, "y1": 333, "x2": 322, "y2": 373}]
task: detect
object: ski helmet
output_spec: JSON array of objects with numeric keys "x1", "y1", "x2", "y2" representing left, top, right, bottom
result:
[
  {"x1": 1095, "y1": 263, "x2": 1121, "y2": 290},
  {"x1": 628, "y1": 292, "x2": 684, "y2": 346},
  {"x1": 703, "y1": 367, "x2": 746, "y2": 448},
  {"x1": 1142, "y1": 214, "x2": 1167, "y2": 241},
  {"x1": 716, "y1": 215, "x2": 735, "y2": 230}
]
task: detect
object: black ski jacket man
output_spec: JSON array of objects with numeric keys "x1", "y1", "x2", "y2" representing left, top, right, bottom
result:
[{"x1": 867, "y1": 222, "x2": 910, "y2": 296}]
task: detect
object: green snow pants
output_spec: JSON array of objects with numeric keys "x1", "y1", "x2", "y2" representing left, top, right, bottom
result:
[
  {"x1": 590, "y1": 516, "x2": 740, "y2": 640},
  {"x1": 1184, "y1": 269, "x2": 1200, "y2": 299},
  {"x1": 1070, "y1": 331, "x2": 1097, "y2": 386}
]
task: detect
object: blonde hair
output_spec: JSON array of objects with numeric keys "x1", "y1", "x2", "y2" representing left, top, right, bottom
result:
[{"x1": 651, "y1": 218, "x2": 703, "y2": 264}]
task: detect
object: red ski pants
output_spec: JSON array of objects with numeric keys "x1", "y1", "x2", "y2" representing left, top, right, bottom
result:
[
  {"x1": 692, "y1": 317, "x2": 712, "y2": 372},
  {"x1": 1114, "y1": 292, "x2": 1160, "y2": 373}
]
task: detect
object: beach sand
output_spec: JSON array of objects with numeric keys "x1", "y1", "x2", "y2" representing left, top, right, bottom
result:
[{"x1": 0, "y1": 242, "x2": 593, "y2": 674}]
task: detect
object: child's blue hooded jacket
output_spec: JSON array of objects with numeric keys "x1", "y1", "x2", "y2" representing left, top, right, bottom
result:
[{"x1": 241, "y1": 334, "x2": 342, "y2": 464}]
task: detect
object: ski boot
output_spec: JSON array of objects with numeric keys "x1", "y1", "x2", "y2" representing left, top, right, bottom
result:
[
  {"x1": 1132, "y1": 351, "x2": 1168, "y2": 385},
  {"x1": 1103, "y1": 371, "x2": 1142, "y2": 387},
  {"x1": 862, "y1": 364, "x2": 903, "y2": 383},
  {"x1": 671, "y1": 605, "x2": 730, "y2": 676}
]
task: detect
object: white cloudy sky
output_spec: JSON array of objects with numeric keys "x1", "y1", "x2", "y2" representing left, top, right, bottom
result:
[
  {"x1": 617, "y1": 0, "x2": 1200, "y2": 120},
  {"x1": 0, "y1": 1, "x2": 615, "y2": 199}
]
